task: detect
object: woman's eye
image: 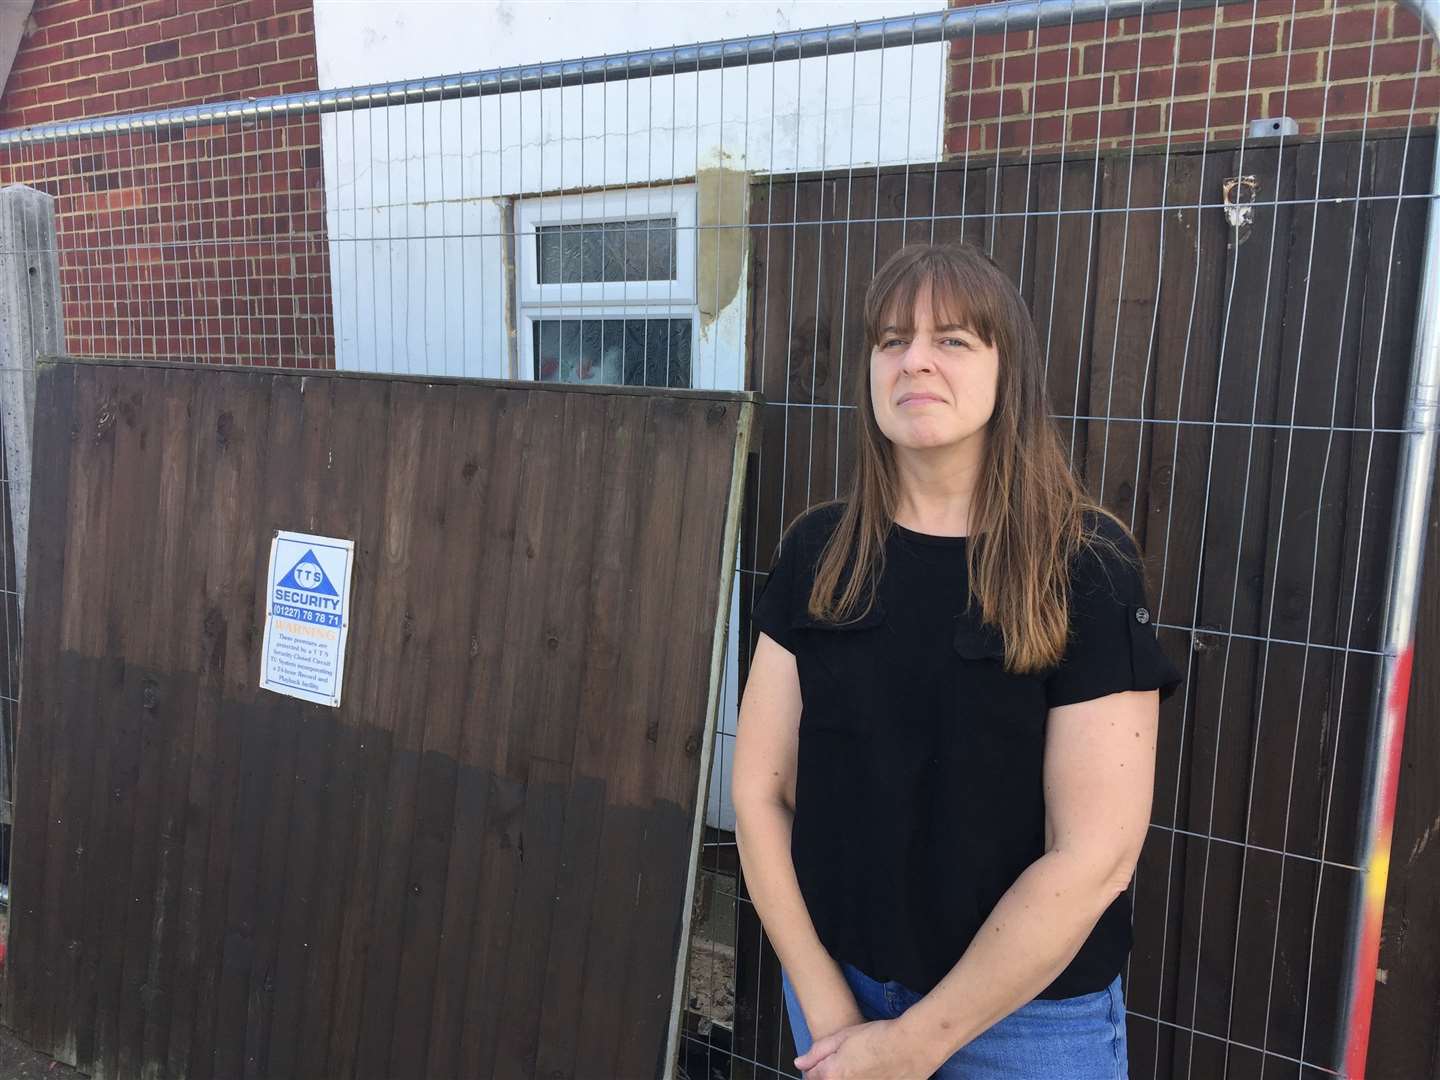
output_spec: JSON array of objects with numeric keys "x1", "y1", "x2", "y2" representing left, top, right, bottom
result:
[
  {"x1": 942, "y1": 338, "x2": 969, "y2": 348},
  {"x1": 882, "y1": 338, "x2": 906, "y2": 349}
]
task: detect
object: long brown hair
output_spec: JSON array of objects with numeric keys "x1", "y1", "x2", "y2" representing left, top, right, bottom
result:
[{"x1": 805, "y1": 242, "x2": 1132, "y2": 674}]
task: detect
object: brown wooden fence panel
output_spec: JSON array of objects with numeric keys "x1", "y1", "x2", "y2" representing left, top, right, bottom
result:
[
  {"x1": 7, "y1": 359, "x2": 754, "y2": 1080},
  {"x1": 737, "y1": 131, "x2": 1432, "y2": 1080}
]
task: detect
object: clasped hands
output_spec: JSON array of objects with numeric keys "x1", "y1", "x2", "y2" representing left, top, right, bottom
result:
[{"x1": 793, "y1": 1016, "x2": 947, "y2": 1080}]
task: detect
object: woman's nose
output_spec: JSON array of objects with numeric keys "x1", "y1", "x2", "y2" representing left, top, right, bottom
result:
[{"x1": 901, "y1": 341, "x2": 937, "y2": 373}]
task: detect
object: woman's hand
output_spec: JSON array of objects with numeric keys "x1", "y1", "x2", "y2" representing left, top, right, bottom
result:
[{"x1": 793, "y1": 1018, "x2": 944, "y2": 1079}]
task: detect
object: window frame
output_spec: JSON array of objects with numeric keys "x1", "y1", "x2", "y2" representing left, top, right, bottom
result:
[
  {"x1": 515, "y1": 185, "x2": 699, "y2": 385},
  {"x1": 516, "y1": 186, "x2": 697, "y2": 307}
]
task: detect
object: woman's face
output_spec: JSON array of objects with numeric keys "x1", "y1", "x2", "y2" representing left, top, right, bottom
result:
[{"x1": 869, "y1": 286, "x2": 1000, "y2": 455}]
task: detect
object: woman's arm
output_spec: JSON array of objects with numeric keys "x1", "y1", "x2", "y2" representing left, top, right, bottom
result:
[
  {"x1": 732, "y1": 632, "x2": 865, "y2": 1040},
  {"x1": 796, "y1": 685, "x2": 1160, "y2": 1076}
]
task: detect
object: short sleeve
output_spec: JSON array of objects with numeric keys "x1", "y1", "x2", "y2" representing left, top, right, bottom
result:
[
  {"x1": 1044, "y1": 517, "x2": 1185, "y2": 708},
  {"x1": 749, "y1": 504, "x2": 845, "y2": 655},
  {"x1": 750, "y1": 525, "x2": 802, "y2": 655}
]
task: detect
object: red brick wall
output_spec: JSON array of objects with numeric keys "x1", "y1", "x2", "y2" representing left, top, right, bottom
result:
[
  {"x1": 945, "y1": 0, "x2": 1439, "y2": 157},
  {"x1": 0, "y1": 0, "x2": 333, "y2": 367}
]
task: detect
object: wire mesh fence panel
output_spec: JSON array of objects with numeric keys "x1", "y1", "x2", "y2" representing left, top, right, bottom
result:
[
  {"x1": 0, "y1": 1, "x2": 1437, "y2": 1077},
  {"x1": 1, "y1": 116, "x2": 333, "y2": 366}
]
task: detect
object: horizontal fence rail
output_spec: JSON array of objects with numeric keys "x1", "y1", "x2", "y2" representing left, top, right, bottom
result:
[{"x1": 0, "y1": 0, "x2": 1248, "y2": 148}]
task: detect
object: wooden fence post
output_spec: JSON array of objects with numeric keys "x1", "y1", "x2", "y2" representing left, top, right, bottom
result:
[
  {"x1": 0, "y1": 184, "x2": 64, "y2": 828},
  {"x1": 0, "y1": 183, "x2": 63, "y2": 617}
]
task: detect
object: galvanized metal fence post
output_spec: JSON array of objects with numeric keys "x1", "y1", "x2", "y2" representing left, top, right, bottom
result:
[{"x1": 1339, "y1": 3, "x2": 1440, "y2": 1076}]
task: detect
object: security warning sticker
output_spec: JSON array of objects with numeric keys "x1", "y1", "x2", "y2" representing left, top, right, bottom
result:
[{"x1": 259, "y1": 530, "x2": 356, "y2": 707}]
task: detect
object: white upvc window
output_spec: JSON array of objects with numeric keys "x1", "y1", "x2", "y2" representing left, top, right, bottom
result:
[{"x1": 515, "y1": 186, "x2": 699, "y2": 389}]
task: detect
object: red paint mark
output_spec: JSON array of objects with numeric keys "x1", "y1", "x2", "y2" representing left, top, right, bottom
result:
[
  {"x1": 1344, "y1": 643, "x2": 1414, "y2": 1080},
  {"x1": 1345, "y1": 909, "x2": 1382, "y2": 1078}
]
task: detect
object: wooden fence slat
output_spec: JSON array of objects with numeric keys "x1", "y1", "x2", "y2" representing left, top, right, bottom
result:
[
  {"x1": 111, "y1": 369, "x2": 195, "y2": 1080},
  {"x1": 135, "y1": 370, "x2": 209, "y2": 1074},
  {"x1": 416, "y1": 385, "x2": 522, "y2": 1079},
  {"x1": 1032, "y1": 158, "x2": 1099, "y2": 461},
  {"x1": 79, "y1": 363, "x2": 156, "y2": 1080},
  {"x1": 40, "y1": 361, "x2": 120, "y2": 1068},
  {"x1": 1128, "y1": 146, "x2": 1232, "y2": 1070},
  {"x1": 170, "y1": 373, "x2": 276, "y2": 1080},
  {"x1": 350, "y1": 382, "x2": 458, "y2": 1080},
  {"x1": 378, "y1": 384, "x2": 499, "y2": 1078},
  {"x1": 454, "y1": 392, "x2": 544, "y2": 1080},
  {"x1": 290, "y1": 378, "x2": 395, "y2": 1080},
  {"x1": 5, "y1": 363, "x2": 75, "y2": 1051},
  {"x1": 241, "y1": 374, "x2": 339, "y2": 1080},
  {"x1": 565, "y1": 393, "x2": 665, "y2": 1079}
]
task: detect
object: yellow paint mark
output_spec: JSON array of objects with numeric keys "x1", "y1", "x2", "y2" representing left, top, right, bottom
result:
[{"x1": 696, "y1": 166, "x2": 750, "y2": 331}]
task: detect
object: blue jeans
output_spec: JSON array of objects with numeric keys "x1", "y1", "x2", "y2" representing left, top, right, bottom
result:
[{"x1": 781, "y1": 962, "x2": 1128, "y2": 1079}]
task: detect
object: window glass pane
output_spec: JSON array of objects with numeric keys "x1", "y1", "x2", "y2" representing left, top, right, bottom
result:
[
  {"x1": 533, "y1": 318, "x2": 691, "y2": 388},
  {"x1": 536, "y1": 218, "x2": 676, "y2": 283}
]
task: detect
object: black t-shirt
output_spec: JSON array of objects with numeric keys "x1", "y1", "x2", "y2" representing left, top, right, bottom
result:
[{"x1": 749, "y1": 502, "x2": 1183, "y2": 999}]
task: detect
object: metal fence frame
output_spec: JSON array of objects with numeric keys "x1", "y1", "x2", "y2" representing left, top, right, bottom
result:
[
  {"x1": 1342, "y1": 3, "x2": 1440, "y2": 1076},
  {"x1": 1, "y1": 1, "x2": 1436, "y2": 1076}
]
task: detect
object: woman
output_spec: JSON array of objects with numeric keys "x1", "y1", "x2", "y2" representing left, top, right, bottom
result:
[{"x1": 732, "y1": 242, "x2": 1183, "y2": 1080}]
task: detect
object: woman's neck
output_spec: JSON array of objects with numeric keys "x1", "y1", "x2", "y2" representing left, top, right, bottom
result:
[{"x1": 891, "y1": 444, "x2": 983, "y2": 538}]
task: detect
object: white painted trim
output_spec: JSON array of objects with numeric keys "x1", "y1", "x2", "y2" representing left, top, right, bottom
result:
[{"x1": 516, "y1": 185, "x2": 698, "y2": 308}]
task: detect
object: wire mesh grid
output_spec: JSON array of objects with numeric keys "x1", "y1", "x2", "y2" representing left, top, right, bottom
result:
[
  {"x1": 1, "y1": 117, "x2": 333, "y2": 365},
  {"x1": 0, "y1": 1, "x2": 1436, "y2": 1077}
]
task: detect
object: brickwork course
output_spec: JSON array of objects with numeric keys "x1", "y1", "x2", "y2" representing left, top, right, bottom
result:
[
  {"x1": 0, "y1": 0, "x2": 333, "y2": 367},
  {"x1": 945, "y1": 0, "x2": 1440, "y2": 157}
]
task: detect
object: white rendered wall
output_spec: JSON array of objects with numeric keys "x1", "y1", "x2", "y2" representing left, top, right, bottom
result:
[
  {"x1": 314, "y1": 0, "x2": 945, "y2": 381},
  {"x1": 312, "y1": 1, "x2": 947, "y2": 829}
]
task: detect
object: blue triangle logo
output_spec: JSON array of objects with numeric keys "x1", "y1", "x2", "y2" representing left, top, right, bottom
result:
[{"x1": 278, "y1": 549, "x2": 339, "y2": 596}]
